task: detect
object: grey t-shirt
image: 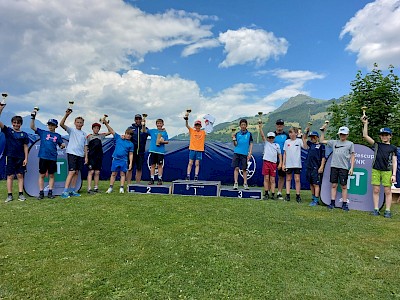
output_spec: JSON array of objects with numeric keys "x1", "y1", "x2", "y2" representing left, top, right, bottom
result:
[{"x1": 327, "y1": 140, "x2": 354, "y2": 169}]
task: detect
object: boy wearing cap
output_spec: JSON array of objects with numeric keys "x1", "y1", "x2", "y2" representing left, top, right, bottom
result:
[
  {"x1": 274, "y1": 119, "x2": 289, "y2": 200},
  {"x1": 86, "y1": 122, "x2": 111, "y2": 194},
  {"x1": 185, "y1": 117, "x2": 206, "y2": 181},
  {"x1": 302, "y1": 127, "x2": 326, "y2": 206},
  {"x1": 232, "y1": 119, "x2": 253, "y2": 190},
  {"x1": 30, "y1": 114, "x2": 65, "y2": 199},
  {"x1": 362, "y1": 118, "x2": 397, "y2": 218},
  {"x1": 259, "y1": 123, "x2": 282, "y2": 199},
  {"x1": 320, "y1": 125, "x2": 355, "y2": 211},
  {"x1": 0, "y1": 105, "x2": 29, "y2": 202}
]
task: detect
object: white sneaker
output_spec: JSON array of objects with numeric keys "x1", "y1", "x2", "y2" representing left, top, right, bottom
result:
[
  {"x1": 243, "y1": 184, "x2": 249, "y2": 190},
  {"x1": 119, "y1": 187, "x2": 124, "y2": 194},
  {"x1": 233, "y1": 182, "x2": 238, "y2": 190},
  {"x1": 105, "y1": 188, "x2": 113, "y2": 194}
]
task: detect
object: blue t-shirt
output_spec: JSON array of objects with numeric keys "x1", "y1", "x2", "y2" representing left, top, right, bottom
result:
[
  {"x1": 36, "y1": 128, "x2": 63, "y2": 161},
  {"x1": 148, "y1": 129, "x2": 169, "y2": 154},
  {"x1": 112, "y1": 133, "x2": 134, "y2": 160},
  {"x1": 1, "y1": 125, "x2": 29, "y2": 158},
  {"x1": 274, "y1": 131, "x2": 289, "y2": 154},
  {"x1": 234, "y1": 130, "x2": 253, "y2": 155},
  {"x1": 305, "y1": 141, "x2": 325, "y2": 170},
  {"x1": 129, "y1": 124, "x2": 149, "y2": 154}
]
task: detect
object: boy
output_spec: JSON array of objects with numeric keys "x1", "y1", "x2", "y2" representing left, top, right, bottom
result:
[
  {"x1": 60, "y1": 109, "x2": 87, "y2": 199},
  {"x1": 259, "y1": 123, "x2": 282, "y2": 200},
  {"x1": 320, "y1": 125, "x2": 355, "y2": 211},
  {"x1": 362, "y1": 117, "x2": 397, "y2": 218},
  {"x1": 231, "y1": 119, "x2": 253, "y2": 190},
  {"x1": 282, "y1": 127, "x2": 304, "y2": 202},
  {"x1": 0, "y1": 104, "x2": 29, "y2": 202},
  {"x1": 86, "y1": 122, "x2": 110, "y2": 194},
  {"x1": 185, "y1": 118, "x2": 206, "y2": 181},
  {"x1": 274, "y1": 119, "x2": 289, "y2": 200},
  {"x1": 102, "y1": 118, "x2": 134, "y2": 193},
  {"x1": 145, "y1": 119, "x2": 169, "y2": 185},
  {"x1": 30, "y1": 113, "x2": 65, "y2": 199},
  {"x1": 302, "y1": 129, "x2": 326, "y2": 206}
]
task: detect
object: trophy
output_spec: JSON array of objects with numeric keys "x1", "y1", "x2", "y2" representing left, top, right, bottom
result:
[
  {"x1": 298, "y1": 127, "x2": 303, "y2": 138},
  {"x1": 31, "y1": 106, "x2": 40, "y2": 118},
  {"x1": 156, "y1": 133, "x2": 163, "y2": 146},
  {"x1": 1, "y1": 93, "x2": 7, "y2": 106},
  {"x1": 100, "y1": 114, "x2": 109, "y2": 124},
  {"x1": 67, "y1": 100, "x2": 74, "y2": 112},
  {"x1": 320, "y1": 120, "x2": 329, "y2": 131},
  {"x1": 257, "y1": 112, "x2": 263, "y2": 124},
  {"x1": 184, "y1": 108, "x2": 191, "y2": 120},
  {"x1": 142, "y1": 113, "x2": 148, "y2": 126},
  {"x1": 361, "y1": 106, "x2": 368, "y2": 120},
  {"x1": 308, "y1": 122, "x2": 312, "y2": 126}
]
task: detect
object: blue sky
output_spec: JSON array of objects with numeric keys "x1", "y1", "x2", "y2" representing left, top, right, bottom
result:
[{"x1": 0, "y1": 0, "x2": 399, "y2": 136}]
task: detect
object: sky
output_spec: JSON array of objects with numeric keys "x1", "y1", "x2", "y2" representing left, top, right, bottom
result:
[{"x1": 1, "y1": 0, "x2": 400, "y2": 136}]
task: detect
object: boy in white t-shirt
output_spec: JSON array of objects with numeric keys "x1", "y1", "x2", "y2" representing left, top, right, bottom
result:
[
  {"x1": 259, "y1": 123, "x2": 282, "y2": 200},
  {"x1": 282, "y1": 127, "x2": 304, "y2": 202}
]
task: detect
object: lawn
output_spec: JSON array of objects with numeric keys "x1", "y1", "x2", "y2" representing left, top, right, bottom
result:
[{"x1": 0, "y1": 181, "x2": 399, "y2": 299}]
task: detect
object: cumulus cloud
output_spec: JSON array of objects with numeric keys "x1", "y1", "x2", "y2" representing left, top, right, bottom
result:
[
  {"x1": 340, "y1": 0, "x2": 400, "y2": 68},
  {"x1": 218, "y1": 28, "x2": 288, "y2": 68},
  {"x1": 182, "y1": 39, "x2": 220, "y2": 57}
]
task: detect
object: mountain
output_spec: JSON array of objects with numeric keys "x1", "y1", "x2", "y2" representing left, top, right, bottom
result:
[{"x1": 172, "y1": 94, "x2": 337, "y2": 142}]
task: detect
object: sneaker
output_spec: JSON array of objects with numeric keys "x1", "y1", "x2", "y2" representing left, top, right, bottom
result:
[
  {"x1": 48, "y1": 192, "x2": 55, "y2": 199},
  {"x1": 37, "y1": 192, "x2": 44, "y2": 200},
  {"x1": 194, "y1": 176, "x2": 198, "y2": 182},
  {"x1": 309, "y1": 200, "x2": 318, "y2": 207},
  {"x1": 270, "y1": 195, "x2": 275, "y2": 200},
  {"x1": 94, "y1": 188, "x2": 100, "y2": 193},
  {"x1": 88, "y1": 189, "x2": 96, "y2": 195},
  {"x1": 384, "y1": 210, "x2": 392, "y2": 218},
  {"x1": 148, "y1": 179, "x2": 154, "y2": 185},
  {"x1": 263, "y1": 193, "x2": 269, "y2": 200},
  {"x1": 277, "y1": 193, "x2": 283, "y2": 200},
  {"x1": 371, "y1": 210, "x2": 380, "y2": 216},
  {"x1": 69, "y1": 191, "x2": 81, "y2": 197},
  {"x1": 186, "y1": 175, "x2": 190, "y2": 181},
  {"x1": 18, "y1": 194, "x2": 26, "y2": 201},
  {"x1": 285, "y1": 194, "x2": 290, "y2": 201},
  {"x1": 157, "y1": 180, "x2": 163, "y2": 185},
  {"x1": 296, "y1": 196, "x2": 302, "y2": 203},
  {"x1": 5, "y1": 195, "x2": 13, "y2": 203},
  {"x1": 342, "y1": 202, "x2": 349, "y2": 211},
  {"x1": 119, "y1": 187, "x2": 124, "y2": 194},
  {"x1": 60, "y1": 192, "x2": 70, "y2": 199},
  {"x1": 243, "y1": 184, "x2": 249, "y2": 190},
  {"x1": 233, "y1": 182, "x2": 238, "y2": 190},
  {"x1": 327, "y1": 203, "x2": 335, "y2": 209},
  {"x1": 105, "y1": 187, "x2": 113, "y2": 194}
]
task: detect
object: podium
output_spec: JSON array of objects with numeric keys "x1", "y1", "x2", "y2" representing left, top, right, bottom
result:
[
  {"x1": 220, "y1": 188, "x2": 262, "y2": 200},
  {"x1": 172, "y1": 180, "x2": 220, "y2": 197},
  {"x1": 128, "y1": 184, "x2": 171, "y2": 195}
]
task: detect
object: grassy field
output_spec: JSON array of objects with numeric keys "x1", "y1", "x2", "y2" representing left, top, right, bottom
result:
[{"x1": 0, "y1": 181, "x2": 400, "y2": 300}]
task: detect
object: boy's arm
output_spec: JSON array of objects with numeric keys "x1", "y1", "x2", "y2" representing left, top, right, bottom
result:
[
  {"x1": 277, "y1": 153, "x2": 282, "y2": 169},
  {"x1": 349, "y1": 152, "x2": 355, "y2": 175},
  {"x1": 392, "y1": 155, "x2": 398, "y2": 183},
  {"x1": 162, "y1": 132, "x2": 169, "y2": 144},
  {"x1": 302, "y1": 128, "x2": 309, "y2": 149},
  {"x1": 318, "y1": 157, "x2": 326, "y2": 174},
  {"x1": 247, "y1": 142, "x2": 253, "y2": 161},
  {"x1": 60, "y1": 110, "x2": 71, "y2": 131},
  {"x1": 319, "y1": 130, "x2": 328, "y2": 144},
  {"x1": 84, "y1": 145, "x2": 88, "y2": 165},
  {"x1": 0, "y1": 104, "x2": 5, "y2": 129},
  {"x1": 282, "y1": 150, "x2": 287, "y2": 170},
  {"x1": 258, "y1": 123, "x2": 266, "y2": 142},
  {"x1": 23, "y1": 144, "x2": 28, "y2": 166},
  {"x1": 128, "y1": 151, "x2": 133, "y2": 170},
  {"x1": 103, "y1": 118, "x2": 115, "y2": 135},
  {"x1": 185, "y1": 118, "x2": 190, "y2": 130},
  {"x1": 362, "y1": 119, "x2": 375, "y2": 145},
  {"x1": 30, "y1": 117, "x2": 37, "y2": 132}
]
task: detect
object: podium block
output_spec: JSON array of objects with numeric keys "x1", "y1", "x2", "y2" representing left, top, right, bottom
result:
[
  {"x1": 172, "y1": 180, "x2": 221, "y2": 197},
  {"x1": 220, "y1": 188, "x2": 262, "y2": 200},
  {"x1": 128, "y1": 184, "x2": 171, "y2": 195}
]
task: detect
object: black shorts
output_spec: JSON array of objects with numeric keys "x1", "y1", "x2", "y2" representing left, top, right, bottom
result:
[
  {"x1": 39, "y1": 158, "x2": 57, "y2": 174},
  {"x1": 330, "y1": 167, "x2": 349, "y2": 186},
  {"x1": 67, "y1": 154, "x2": 84, "y2": 171},
  {"x1": 6, "y1": 156, "x2": 26, "y2": 176},
  {"x1": 285, "y1": 168, "x2": 301, "y2": 175},
  {"x1": 306, "y1": 168, "x2": 321, "y2": 185},
  {"x1": 131, "y1": 152, "x2": 145, "y2": 171},
  {"x1": 277, "y1": 168, "x2": 286, "y2": 177},
  {"x1": 87, "y1": 156, "x2": 103, "y2": 171},
  {"x1": 231, "y1": 153, "x2": 247, "y2": 170},
  {"x1": 150, "y1": 153, "x2": 164, "y2": 166}
]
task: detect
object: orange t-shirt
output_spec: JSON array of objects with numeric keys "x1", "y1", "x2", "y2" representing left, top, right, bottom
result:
[{"x1": 189, "y1": 127, "x2": 206, "y2": 151}]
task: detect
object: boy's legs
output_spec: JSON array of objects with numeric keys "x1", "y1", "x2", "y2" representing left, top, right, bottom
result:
[
  {"x1": 194, "y1": 160, "x2": 200, "y2": 177},
  {"x1": 372, "y1": 185, "x2": 381, "y2": 210},
  {"x1": 94, "y1": 170, "x2": 100, "y2": 188},
  {"x1": 233, "y1": 167, "x2": 239, "y2": 184},
  {"x1": 263, "y1": 175, "x2": 270, "y2": 193},
  {"x1": 48, "y1": 174, "x2": 55, "y2": 190},
  {"x1": 7, "y1": 175, "x2": 13, "y2": 193},
  {"x1": 294, "y1": 173, "x2": 301, "y2": 194},
  {"x1": 87, "y1": 170, "x2": 94, "y2": 190},
  {"x1": 384, "y1": 186, "x2": 392, "y2": 211},
  {"x1": 119, "y1": 171, "x2": 126, "y2": 192},
  {"x1": 39, "y1": 173, "x2": 46, "y2": 190},
  {"x1": 187, "y1": 159, "x2": 194, "y2": 177},
  {"x1": 242, "y1": 168, "x2": 248, "y2": 185},
  {"x1": 285, "y1": 172, "x2": 292, "y2": 195},
  {"x1": 109, "y1": 171, "x2": 117, "y2": 186}
]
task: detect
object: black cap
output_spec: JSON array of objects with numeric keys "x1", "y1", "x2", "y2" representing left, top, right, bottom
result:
[
  {"x1": 134, "y1": 114, "x2": 142, "y2": 119},
  {"x1": 276, "y1": 119, "x2": 284, "y2": 125}
]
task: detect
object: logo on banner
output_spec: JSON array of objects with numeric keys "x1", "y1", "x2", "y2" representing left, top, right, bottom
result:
[
  {"x1": 239, "y1": 155, "x2": 256, "y2": 180},
  {"x1": 337, "y1": 167, "x2": 368, "y2": 195}
]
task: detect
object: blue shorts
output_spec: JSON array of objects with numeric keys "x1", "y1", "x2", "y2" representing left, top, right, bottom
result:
[
  {"x1": 111, "y1": 158, "x2": 128, "y2": 173},
  {"x1": 189, "y1": 150, "x2": 203, "y2": 161},
  {"x1": 306, "y1": 168, "x2": 321, "y2": 185}
]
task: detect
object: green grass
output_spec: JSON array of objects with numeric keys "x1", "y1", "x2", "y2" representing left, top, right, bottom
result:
[{"x1": 1, "y1": 181, "x2": 400, "y2": 299}]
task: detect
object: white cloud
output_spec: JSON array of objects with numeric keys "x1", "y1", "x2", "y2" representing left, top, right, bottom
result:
[
  {"x1": 182, "y1": 39, "x2": 220, "y2": 57},
  {"x1": 218, "y1": 28, "x2": 288, "y2": 68},
  {"x1": 340, "y1": 0, "x2": 400, "y2": 68}
]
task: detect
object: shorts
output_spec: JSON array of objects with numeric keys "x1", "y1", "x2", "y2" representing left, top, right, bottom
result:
[
  {"x1": 87, "y1": 155, "x2": 103, "y2": 171},
  {"x1": 330, "y1": 167, "x2": 349, "y2": 186},
  {"x1": 67, "y1": 154, "x2": 84, "y2": 171},
  {"x1": 262, "y1": 160, "x2": 277, "y2": 177},
  {"x1": 111, "y1": 158, "x2": 128, "y2": 173},
  {"x1": 131, "y1": 152, "x2": 145, "y2": 171},
  {"x1": 231, "y1": 153, "x2": 247, "y2": 170},
  {"x1": 306, "y1": 168, "x2": 321, "y2": 185},
  {"x1": 277, "y1": 168, "x2": 286, "y2": 177},
  {"x1": 39, "y1": 158, "x2": 57, "y2": 175},
  {"x1": 371, "y1": 169, "x2": 392, "y2": 187},
  {"x1": 286, "y1": 168, "x2": 301, "y2": 175},
  {"x1": 189, "y1": 150, "x2": 203, "y2": 161},
  {"x1": 6, "y1": 156, "x2": 26, "y2": 176},
  {"x1": 150, "y1": 153, "x2": 164, "y2": 166}
]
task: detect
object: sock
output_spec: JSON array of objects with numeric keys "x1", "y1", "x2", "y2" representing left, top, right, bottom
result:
[
  {"x1": 271, "y1": 193, "x2": 275, "y2": 197},
  {"x1": 158, "y1": 176, "x2": 162, "y2": 180},
  {"x1": 296, "y1": 194, "x2": 300, "y2": 198},
  {"x1": 120, "y1": 186, "x2": 123, "y2": 189},
  {"x1": 109, "y1": 185, "x2": 113, "y2": 188},
  {"x1": 94, "y1": 186, "x2": 98, "y2": 190},
  {"x1": 39, "y1": 190, "x2": 44, "y2": 194},
  {"x1": 151, "y1": 175, "x2": 154, "y2": 180},
  {"x1": 187, "y1": 174, "x2": 190, "y2": 177},
  {"x1": 8, "y1": 193, "x2": 12, "y2": 196},
  {"x1": 385, "y1": 209, "x2": 390, "y2": 212},
  {"x1": 264, "y1": 191, "x2": 268, "y2": 196},
  {"x1": 374, "y1": 208, "x2": 379, "y2": 211},
  {"x1": 19, "y1": 192, "x2": 23, "y2": 195},
  {"x1": 331, "y1": 199, "x2": 335, "y2": 205},
  {"x1": 48, "y1": 189, "x2": 52, "y2": 193},
  {"x1": 63, "y1": 188, "x2": 68, "y2": 193}
]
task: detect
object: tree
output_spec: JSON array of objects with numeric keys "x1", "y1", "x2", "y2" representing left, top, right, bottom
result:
[{"x1": 327, "y1": 65, "x2": 400, "y2": 145}]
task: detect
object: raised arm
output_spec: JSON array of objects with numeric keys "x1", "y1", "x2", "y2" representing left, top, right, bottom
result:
[
  {"x1": 302, "y1": 126, "x2": 309, "y2": 149},
  {"x1": 102, "y1": 118, "x2": 115, "y2": 135},
  {"x1": 60, "y1": 110, "x2": 72, "y2": 131},
  {"x1": 185, "y1": 118, "x2": 190, "y2": 130},
  {"x1": 259, "y1": 123, "x2": 266, "y2": 142},
  {"x1": 362, "y1": 118, "x2": 374, "y2": 145},
  {"x1": 0, "y1": 104, "x2": 5, "y2": 129}
]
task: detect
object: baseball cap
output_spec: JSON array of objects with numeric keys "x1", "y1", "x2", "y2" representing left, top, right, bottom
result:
[
  {"x1": 194, "y1": 120, "x2": 202, "y2": 126},
  {"x1": 267, "y1": 132, "x2": 276, "y2": 138},
  {"x1": 47, "y1": 119, "x2": 58, "y2": 126},
  {"x1": 134, "y1": 114, "x2": 142, "y2": 119},
  {"x1": 92, "y1": 122, "x2": 101, "y2": 129},
  {"x1": 276, "y1": 119, "x2": 284, "y2": 125},
  {"x1": 379, "y1": 127, "x2": 392, "y2": 135},
  {"x1": 308, "y1": 131, "x2": 319, "y2": 137},
  {"x1": 337, "y1": 126, "x2": 350, "y2": 135}
]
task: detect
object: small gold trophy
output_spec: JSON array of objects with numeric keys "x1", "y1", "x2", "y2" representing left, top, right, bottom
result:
[
  {"x1": 31, "y1": 106, "x2": 40, "y2": 118},
  {"x1": 258, "y1": 112, "x2": 263, "y2": 124},
  {"x1": 156, "y1": 133, "x2": 163, "y2": 146},
  {"x1": 308, "y1": 122, "x2": 313, "y2": 126},
  {"x1": 1, "y1": 93, "x2": 7, "y2": 106},
  {"x1": 142, "y1": 113, "x2": 148, "y2": 126},
  {"x1": 361, "y1": 106, "x2": 367, "y2": 120},
  {"x1": 100, "y1": 114, "x2": 109, "y2": 124},
  {"x1": 67, "y1": 100, "x2": 74, "y2": 112},
  {"x1": 320, "y1": 120, "x2": 329, "y2": 131},
  {"x1": 184, "y1": 109, "x2": 191, "y2": 120}
]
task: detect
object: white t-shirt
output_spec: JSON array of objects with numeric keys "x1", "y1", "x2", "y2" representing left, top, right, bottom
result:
[
  {"x1": 283, "y1": 138, "x2": 303, "y2": 168},
  {"x1": 66, "y1": 126, "x2": 87, "y2": 157},
  {"x1": 263, "y1": 141, "x2": 281, "y2": 163}
]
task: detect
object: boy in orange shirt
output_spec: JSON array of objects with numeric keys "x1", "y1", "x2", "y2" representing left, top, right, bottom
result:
[{"x1": 185, "y1": 118, "x2": 206, "y2": 181}]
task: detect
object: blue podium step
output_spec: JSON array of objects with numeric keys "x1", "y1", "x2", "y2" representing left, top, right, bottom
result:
[
  {"x1": 220, "y1": 188, "x2": 262, "y2": 200},
  {"x1": 172, "y1": 180, "x2": 221, "y2": 197},
  {"x1": 128, "y1": 184, "x2": 171, "y2": 194}
]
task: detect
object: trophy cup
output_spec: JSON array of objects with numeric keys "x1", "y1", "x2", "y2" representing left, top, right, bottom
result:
[
  {"x1": 142, "y1": 113, "x2": 148, "y2": 126},
  {"x1": 184, "y1": 109, "x2": 191, "y2": 120},
  {"x1": 156, "y1": 133, "x2": 163, "y2": 146},
  {"x1": 361, "y1": 106, "x2": 368, "y2": 120},
  {"x1": 31, "y1": 106, "x2": 40, "y2": 119},
  {"x1": 67, "y1": 100, "x2": 74, "y2": 112},
  {"x1": 258, "y1": 112, "x2": 263, "y2": 124},
  {"x1": 320, "y1": 120, "x2": 329, "y2": 131},
  {"x1": 100, "y1": 114, "x2": 109, "y2": 124},
  {"x1": 1, "y1": 93, "x2": 7, "y2": 106}
]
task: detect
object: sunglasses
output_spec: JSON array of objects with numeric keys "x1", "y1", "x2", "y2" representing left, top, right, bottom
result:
[
  {"x1": 267, "y1": 136, "x2": 275, "y2": 139},
  {"x1": 276, "y1": 123, "x2": 284, "y2": 125}
]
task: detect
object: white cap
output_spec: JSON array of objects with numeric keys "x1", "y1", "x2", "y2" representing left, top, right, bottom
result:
[
  {"x1": 337, "y1": 126, "x2": 349, "y2": 135},
  {"x1": 267, "y1": 132, "x2": 276, "y2": 138}
]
